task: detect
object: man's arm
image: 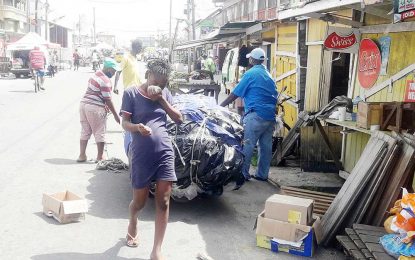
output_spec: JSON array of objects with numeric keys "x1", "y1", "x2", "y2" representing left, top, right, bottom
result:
[
  {"x1": 105, "y1": 99, "x2": 120, "y2": 124},
  {"x1": 220, "y1": 93, "x2": 238, "y2": 107},
  {"x1": 113, "y1": 71, "x2": 122, "y2": 94}
]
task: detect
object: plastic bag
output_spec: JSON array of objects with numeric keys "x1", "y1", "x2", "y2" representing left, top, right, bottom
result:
[{"x1": 380, "y1": 234, "x2": 415, "y2": 258}]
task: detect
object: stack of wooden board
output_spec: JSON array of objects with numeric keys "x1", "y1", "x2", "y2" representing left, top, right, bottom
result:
[
  {"x1": 336, "y1": 224, "x2": 393, "y2": 260},
  {"x1": 320, "y1": 131, "x2": 415, "y2": 246},
  {"x1": 280, "y1": 186, "x2": 336, "y2": 217}
]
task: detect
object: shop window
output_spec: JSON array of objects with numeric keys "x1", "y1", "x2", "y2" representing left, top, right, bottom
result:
[
  {"x1": 258, "y1": 0, "x2": 266, "y2": 9},
  {"x1": 4, "y1": 0, "x2": 13, "y2": 6},
  {"x1": 268, "y1": 0, "x2": 277, "y2": 8}
]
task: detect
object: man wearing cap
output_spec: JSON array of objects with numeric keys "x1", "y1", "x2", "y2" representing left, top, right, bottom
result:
[
  {"x1": 77, "y1": 58, "x2": 121, "y2": 163},
  {"x1": 221, "y1": 48, "x2": 278, "y2": 185}
]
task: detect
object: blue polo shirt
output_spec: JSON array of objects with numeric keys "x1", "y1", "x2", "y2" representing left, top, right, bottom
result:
[{"x1": 232, "y1": 65, "x2": 278, "y2": 121}]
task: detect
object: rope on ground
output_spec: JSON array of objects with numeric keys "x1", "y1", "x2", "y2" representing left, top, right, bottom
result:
[{"x1": 96, "y1": 157, "x2": 128, "y2": 173}]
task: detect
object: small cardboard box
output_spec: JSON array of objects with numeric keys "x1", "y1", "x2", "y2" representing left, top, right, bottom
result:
[
  {"x1": 256, "y1": 211, "x2": 322, "y2": 257},
  {"x1": 265, "y1": 194, "x2": 313, "y2": 225},
  {"x1": 42, "y1": 191, "x2": 88, "y2": 224}
]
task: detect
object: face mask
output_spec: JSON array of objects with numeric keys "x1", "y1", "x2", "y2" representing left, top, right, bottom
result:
[{"x1": 104, "y1": 70, "x2": 114, "y2": 78}]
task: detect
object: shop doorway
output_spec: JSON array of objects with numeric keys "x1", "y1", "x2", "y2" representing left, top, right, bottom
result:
[{"x1": 329, "y1": 52, "x2": 351, "y2": 100}]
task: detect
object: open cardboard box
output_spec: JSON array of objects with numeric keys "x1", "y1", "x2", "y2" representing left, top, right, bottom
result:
[
  {"x1": 265, "y1": 194, "x2": 313, "y2": 225},
  {"x1": 255, "y1": 211, "x2": 322, "y2": 257},
  {"x1": 42, "y1": 191, "x2": 88, "y2": 224}
]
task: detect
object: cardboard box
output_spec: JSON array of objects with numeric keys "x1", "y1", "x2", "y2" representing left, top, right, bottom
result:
[
  {"x1": 357, "y1": 102, "x2": 382, "y2": 129},
  {"x1": 256, "y1": 211, "x2": 322, "y2": 257},
  {"x1": 42, "y1": 191, "x2": 88, "y2": 224},
  {"x1": 265, "y1": 194, "x2": 313, "y2": 225}
]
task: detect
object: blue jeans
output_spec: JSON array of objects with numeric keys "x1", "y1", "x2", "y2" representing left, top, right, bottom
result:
[{"x1": 242, "y1": 112, "x2": 275, "y2": 180}]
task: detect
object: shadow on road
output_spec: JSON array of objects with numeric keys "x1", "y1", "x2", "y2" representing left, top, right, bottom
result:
[
  {"x1": 8, "y1": 90, "x2": 34, "y2": 94},
  {"x1": 44, "y1": 158, "x2": 92, "y2": 165},
  {"x1": 33, "y1": 212, "x2": 61, "y2": 225},
  {"x1": 31, "y1": 239, "x2": 144, "y2": 260}
]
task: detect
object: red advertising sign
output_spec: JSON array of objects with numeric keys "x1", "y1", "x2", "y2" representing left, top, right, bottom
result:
[
  {"x1": 324, "y1": 32, "x2": 357, "y2": 50},
  {"x1": 405, "y1": 80, "x2": 415, "y2": 102},
  {"x1": 401, "y1": 9, "x2": 415, "y2": 20},
  {"x1": 358, "y1": 39, "x2": 381, "y2": 89}
]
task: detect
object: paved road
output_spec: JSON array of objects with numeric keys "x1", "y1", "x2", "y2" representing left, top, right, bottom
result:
[{"x1": 0, "y1": 66, "x2": 344, "y2": 260}]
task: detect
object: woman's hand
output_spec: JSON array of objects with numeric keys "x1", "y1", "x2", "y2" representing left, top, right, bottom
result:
[
  {"x1": 147, "y1": 85, "x2": 162, "y2": 101},
  {"x1": 136, "y1": 123, "x2": 152, "y2": 136}
]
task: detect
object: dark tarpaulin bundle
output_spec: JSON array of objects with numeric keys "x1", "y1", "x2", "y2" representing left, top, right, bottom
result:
[{"x1": 167, "y1": 94, "x2": 245, "y2": 201}]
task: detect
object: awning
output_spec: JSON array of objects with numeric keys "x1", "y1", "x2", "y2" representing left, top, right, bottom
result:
[{"x1": 175, "y1": 21, "x2": 261, "y2": 51}]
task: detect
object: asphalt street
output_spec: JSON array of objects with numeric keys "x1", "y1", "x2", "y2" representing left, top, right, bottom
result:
[{"x1": 0, "y1": 64, "x2": 344, "y2": 260}]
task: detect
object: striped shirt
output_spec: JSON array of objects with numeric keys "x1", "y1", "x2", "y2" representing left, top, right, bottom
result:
[{"x1": 81, "y1": 71, "x2": 112, "y2": 107}]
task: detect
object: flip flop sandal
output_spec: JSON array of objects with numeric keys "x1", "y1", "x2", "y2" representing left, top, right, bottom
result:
[
  {"x1": 76, "y1": 158, "x2": 87, "y2": 163},
  {"x1": 126, "y1": 233, "x2": 139, "y2": 248}
]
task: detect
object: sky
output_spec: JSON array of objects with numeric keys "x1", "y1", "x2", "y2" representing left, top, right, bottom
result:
[{"x1": 46, "y1": 0, "x2": 219, "y2": 46}]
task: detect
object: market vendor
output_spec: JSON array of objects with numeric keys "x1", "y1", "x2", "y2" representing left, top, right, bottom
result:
[{"x1": 220, "y1": 48, "x2": 278, "y2": 185}]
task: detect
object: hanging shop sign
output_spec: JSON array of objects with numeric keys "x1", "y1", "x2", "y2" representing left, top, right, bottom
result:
[
  {"x1": 394, "y1": 0, "x2": 415, "y2": 22},
  {"x1": 379, "y1": 36, "x2": 391, "y2": 76},
  {"x1": 358, "y1": 38, "x2": 381, "y2": 89},
  {"x1": 324, "y1": 27, "x2": 361, "y2": 54},
  {"x1": 404, "y1": 80, "x2": 415, "y2": 102}
]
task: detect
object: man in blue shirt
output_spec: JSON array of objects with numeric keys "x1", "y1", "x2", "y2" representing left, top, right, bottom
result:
[{"x1": 221, "y1": 48, "x2": 278, "y2": 185}]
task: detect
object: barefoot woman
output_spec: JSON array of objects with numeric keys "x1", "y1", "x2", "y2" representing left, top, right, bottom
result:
[{"x1": 120, "y1": 59, "x2": 183, "y2": 259}]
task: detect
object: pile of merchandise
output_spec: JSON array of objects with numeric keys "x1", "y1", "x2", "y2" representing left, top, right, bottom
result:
[
  {"x1": 167, "y1": 94, "x2": 245, "y2": 201},
  {"x1": 381, "y1": 189, "x2": 415, "y2": 259}
]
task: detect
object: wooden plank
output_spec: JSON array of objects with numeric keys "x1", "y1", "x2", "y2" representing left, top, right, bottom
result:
[
  {"x1": 371, "y1": 136, "x2": 415, "y2": 226},
  {"x1": 353, "y1": 224, "x2": 387, "y2": 233},
  {"x1": 281, "y1": 186, "x2": 337, "y2": 198},
  {"x1": 316, "y1": 120, "x2": 343, "y2": 170},
  {"x1": 372, "y1": 252, "x2": 395, "y2": 260},
  {"x1": 281, "y1": 191, "x2": 336, "y2": 203},
  {"x1": 321, "y1": 136, "x2": 388, "y2": 245},
  {"x1": 358, "y1": 234, "x2": 381, "y2": 244},
  {"x1": 355, "y1": 229, "x2": 386, "y2": 238},
  {"x1": 365, "y1": 243, "x2": 386, "y2": 253}
]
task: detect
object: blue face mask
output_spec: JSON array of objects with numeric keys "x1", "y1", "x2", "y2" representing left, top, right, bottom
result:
[{"x1": 104, "y1": 70, "x2": 114, "y2": 78}]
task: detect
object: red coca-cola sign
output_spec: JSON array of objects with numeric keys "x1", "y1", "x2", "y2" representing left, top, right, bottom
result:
[
  {"x1": 324, "y1": 32, "x2": 357, "y2": 50},
  {"x1": 358, "y1": 39, "x2": 381, "y2": 89}
]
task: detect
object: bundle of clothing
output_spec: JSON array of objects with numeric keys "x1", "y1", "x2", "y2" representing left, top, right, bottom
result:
[{"x1": 167, "y1": 94, "x2": 245, "y2": 201}]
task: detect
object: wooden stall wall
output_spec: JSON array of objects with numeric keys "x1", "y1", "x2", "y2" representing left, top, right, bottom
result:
[
  {"x1": 274, "y1": 23, "x2": 298, "y2": 128},
  {"x1": 301, "y1": 126, "x2": 343, "y2": 172},
  {"x1": 345, "y1": 16, "x2": 415, "y2": 172}
]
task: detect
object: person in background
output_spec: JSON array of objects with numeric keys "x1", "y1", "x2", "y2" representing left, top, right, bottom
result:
[
  {"x1": 202, "y1": 54, "x2": 216, "y2": 80},
  {"x1": 77, "y1": 58, "x2": 121, "y2": 163},
  {"x1": 220, "y1": 48, "x2": 278, "y2": 187},
  {"x1": 214, "y1": 56, "x2": 220, "y2": 75},
  {"x1": 120, "y1": 59, "x2": 183, "y2": 260},
  {"x1": 113, "y1": 38, "x2": 143, "y2": 94},
  {"x1": 29, "y1": 46, "x2": 46, "y2": 89},
  {"x1": 91, "y1": 50, "x2": 99, "y2": 72},
  {"x1": 73, "y1": 49, "x2": 81, "y2": 71}
]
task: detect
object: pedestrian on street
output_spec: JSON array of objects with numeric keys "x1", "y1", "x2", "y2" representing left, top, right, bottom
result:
[
  {"x1": 220, "y1": 48, "x2": 278, "y2": 186},
  {"x1": 214, "y1": 56, "x2": 220, "y2": 75},
  {"x1": 77, "y1": 58, "x2": 121, "y2": 163},
  {"x1": 113, "y1": 38, "x2": 143, "y2": 94},
  {"x1": 120, "y1": 59, "x2": 183, "y2": 260},
  {"x1": 73, "y1": 49, "x2": 80, "y2": 71}
]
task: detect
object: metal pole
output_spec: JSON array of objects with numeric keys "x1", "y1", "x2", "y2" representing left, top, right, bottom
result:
[
  {"x1": 191, "y1": 0, "x2": 196, "y2": 40},
  {"x1": 78, "y1": 15, "x2": 81, "y2": 45},
  {"x1": 169, "y1": 0, "x2": 172, "y2": 54},
  {"x1": 93, "y1": 7, "x2": 96, "y2": 45},
  {"x1": 186, "y1": 0, "x2": 191, "y2": 41},
  {"x1": 45, "y1": 0, "x2": 49, "y2": 40},
  {"x1": 27, "y1": 0, "x2": 31, "y2": 32},
  {"x1": 35, "y1": 0, "x2": 39, "y2": 34}
]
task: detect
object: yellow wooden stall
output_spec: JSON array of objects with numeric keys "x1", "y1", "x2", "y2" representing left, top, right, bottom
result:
[
  {"x1": 274, "y1": 22, "x2": 298, "y2": 128},
  {"x1": 343, "y1": 17, "x2": 415, "y2": 172}
]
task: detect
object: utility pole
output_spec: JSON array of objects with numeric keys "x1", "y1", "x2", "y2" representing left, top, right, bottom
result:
[
  {"x1": 186, "y1": 0, "x2": 191, "y2": 41},
  {"x1": 93, "y1": 7, "x2": 96, "y2": 45},
  {"x1": 27, "y1": 0, "x2": 31, "y2": 32},
  {"x1": 44, "y1": 0, "x2": 49, "y2": 40},
  {"x1": 35, "y1": 0, "x2": 39, "y2": 34},
  {"x1": 169, "y1": 0, "x2": 172, "y2": 53},
  {"x1": 78, "y1": 15, "x2": 81, "y2": 45},
  {"x1": 191, "y1": 0, "x2": 196, "y2": 40}
]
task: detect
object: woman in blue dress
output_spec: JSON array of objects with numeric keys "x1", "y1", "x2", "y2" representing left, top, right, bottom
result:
[{"x1": 120, "y1": 59, "x2": 183, "y2": 260}]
